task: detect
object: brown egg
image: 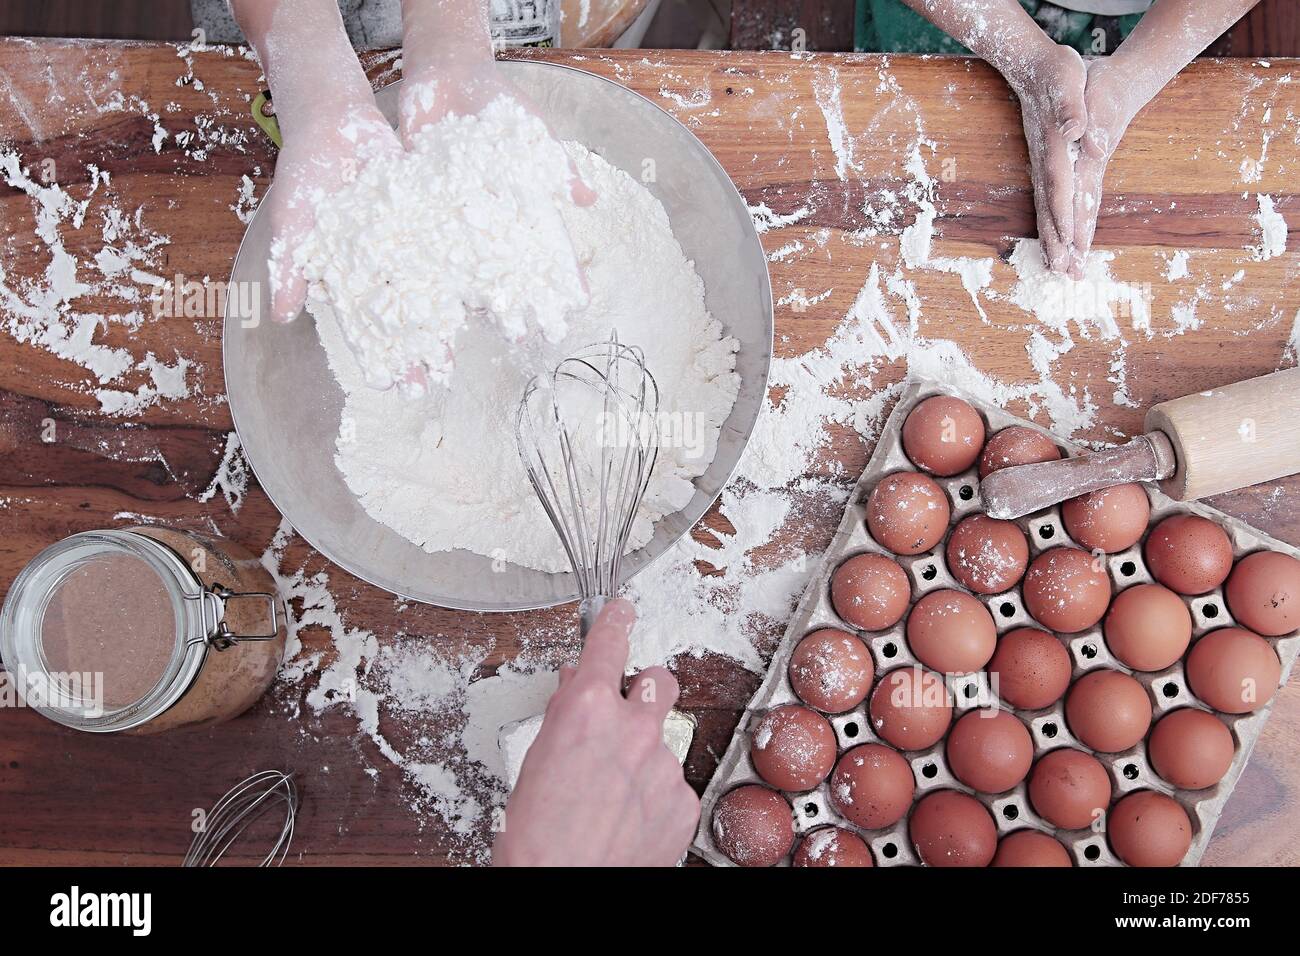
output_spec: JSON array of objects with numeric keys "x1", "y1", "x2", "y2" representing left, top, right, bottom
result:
[
  {"x1": 1148, "y1": 708, "x2": 1235, "y2": 791},
  {"x1": 1028, "y1": 748, "x2": 1112, "y2": 830},
  {"x1": 788, "y1": 629, "x2": 874, "y2": 714},
  {"x1": 906, "y1": 589, "x2": 997, "y2": 674},
  {"x1": 750, "y1": 704, "x2": 838, "y2": 792},
  {"x1": 1022, "y1": 547, "x2": 1112, "y2": 633},
  {"x1": 867, "y1": 471, "x2": 951, "y2": 555},
  {"x1": 987, "y1": 627, "x2": 1072, "y2": 710},
  {"x1": 869, "y1": 666, "x2": 953, "y2": 750},
  {"x1": 1107, "y1": 790, "x2": 1192, "y2": 867},
  {"x1": 902, "y1": 395, "x2": 985, "y2": 477},
  {"x1": 830, "y1": 553, "x2": 910, "y2": 631},
  {"x1": 1225, "y1": 550, "x2": 1300, "y2": 636},
  {"x1": 945, "y1": 709, "x2": 1034, "y2": 793},
  {"x1": 945, "y1": 515, "x2": 1029, "y2": 594},
  {"x1": 1103, "y1": 583, "x2": 1192, "y2": 672},
  {"x1": 711, "y1": 785, "x2": 794, "y2": 867},
  {"x1": 1144, "y1": 514, "x2": 1233, "y2": 595},
  {"x1": 793, "y1": 827, "x2": 874, "y2": 867},
  {"x1": 978, "y1": 425, "x2": 1062, "y2": 478},
  {"x1": 1065, "y1": 669, "x2": 1152, "y2": 752},
  {"x1": 991, "y1": 830, "x2": 1073, "y2": 867},
  {"x1": 909, "y1": 790, "x2": 997, "y2": 867},
  {"x1": 1185, "y1": 627, "x2": 1281, "y2": 714},
  {"x1": 828, "y1": 743, "x2": 914, "y2": 829},
  {"x1": 1061, "y1": 483, "x2": 1150, "y2": 554}
]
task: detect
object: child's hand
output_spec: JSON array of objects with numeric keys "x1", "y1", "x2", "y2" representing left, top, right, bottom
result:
[
  {"x1": 1009, "y1": 42, "x2": 1089, "y2": 276},
  {"x1": 1068, "y1": 57, "x2": 1138, "y2": 278}
]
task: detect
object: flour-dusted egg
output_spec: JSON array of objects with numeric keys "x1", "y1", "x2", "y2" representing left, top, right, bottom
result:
[
  {"x1": 991, "y1": 830, "x2": 1073, "y2": 867},
  {"x1": 830, "y1": 552, "x2": 911, "y2": 631},
  {"x1": 869, "y1": 666, "x2": 953, "y2": 750},
  {"x1": 902, "y1": 395, "x2": 985, "y2": 476},
  {"x1": 906, "y1": 589, "x2": 997, "y2": 673},
  {"x1": 867, "y1": 471, "x2": 951, "y2": 555},
  {"x1": 750, "y1": 704, "x2": 838, "y2": 792},
  {"x1": 1144, "y1": 514, "x2": 1233, "y2": 595},
  {"x1": 1148, "y1": 708, "x2": 1235, "y2": 790},
  {"x1": 1028, "y1": 748, "x2": 1112, "y2": 830},
  {"x1": 1225, "y1": 550, "x2": 1300, "y2": 636},
  {"x1": 1103, "y1": 583, "x2": 1192, "y2": 672},
  {"x1": 986, "y1": 627, "x2": 1072, "y2": 709},
  {"x1": 1185, "y1": 626, "x2": 1281, "y2": 714},
  {"x1": 788, "y1": 629, "x2": 874, "y2": 713},
  {"x1": 793, "y1": 826, "x2": 874, "y2": 867},
  {"x1": 909, "y1": 790, "x2": 997, "y2": 867},
  {"x1": 1065, "y1": 669, "x2": 1152, "y2": 752},
  {"x1": 945, "y1": 709, "x2": 1034, "y2": 793},
  {"x1": 945, "y1": 514, "x2": 1029, "y2": 594},
  {"x1": 711, "y1": 785, "x2": 794, "y2": 867},
  {"x1": 828, "y1": 743, "x2": 914, "y2": 830},
  {"x1": 978, "y1": 425, "x2": 1062, "y2": 478},
  {"x1": 1022, "y1": 547, "x2": 1112, "y2": 633},
  {"x1": 1107, "y1": 790, "x2": 1192, "y2": 867},
  {"x1": 1061, "y1": 483, "x2": 1150, "y2": 554}
]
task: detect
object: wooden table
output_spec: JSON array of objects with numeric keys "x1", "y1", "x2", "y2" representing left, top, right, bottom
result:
[{"x1": 0, "y1": 39, "x2": 1297, "y2": 866}]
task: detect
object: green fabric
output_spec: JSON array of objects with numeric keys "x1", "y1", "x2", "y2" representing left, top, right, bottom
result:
[{"x1": 855, "y1": 0, "x2": 1142, "y2": 56}]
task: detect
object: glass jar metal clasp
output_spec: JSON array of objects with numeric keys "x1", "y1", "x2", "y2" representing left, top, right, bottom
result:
[{"x1": 185, "y1": 584, "x2": 281, "y2": 651}]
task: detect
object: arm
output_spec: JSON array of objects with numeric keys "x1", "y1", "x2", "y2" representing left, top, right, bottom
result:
[
  {"x1": 1070, "y1": 0, "x2": 1260, "y2": 274},
  {"x1": 898, "y1": 0, "x2": 1086, "y2": 274},
  {"x1": 492, "y1": 599, "x2": 701, "y2": 866},
  {"x1": 229, "y1": 0, "x2": 399, "y2": 322}
]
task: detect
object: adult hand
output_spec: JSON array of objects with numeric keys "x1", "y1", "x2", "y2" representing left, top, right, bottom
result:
[{"x1": 492, "y1": 599, "x2": 701, "y2": 867}]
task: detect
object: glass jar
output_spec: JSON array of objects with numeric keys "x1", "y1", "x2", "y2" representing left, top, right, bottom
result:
[
  {"x1": 0, "y1": 526, "x2": 286, "y2": 733},
  {"x1": 490, "y1": 0, "x2": 559, "y2": 47}
]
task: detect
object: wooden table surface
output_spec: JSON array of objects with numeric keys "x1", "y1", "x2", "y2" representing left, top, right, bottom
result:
[{"x1": 0, "y1": 39, "x2": 1297, "y2": 866}]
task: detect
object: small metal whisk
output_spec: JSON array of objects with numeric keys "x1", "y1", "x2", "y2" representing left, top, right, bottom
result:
[
  {"x1": 183, "y1": 770, "x2": 298, "y2": 867},
  {"x1": 516, "y1": 333, "x2": 660, "y2": 635}
]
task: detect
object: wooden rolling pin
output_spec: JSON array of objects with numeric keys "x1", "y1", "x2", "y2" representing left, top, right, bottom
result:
[{"x1": 981, "y1": 368, "x2": 1300, "y2": 520}]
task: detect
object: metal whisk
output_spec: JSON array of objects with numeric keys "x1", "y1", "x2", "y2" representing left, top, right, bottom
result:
[
  {"x1": 183, "y1": 770, "x2": 298, "y2": 867},
  {"x1": 516, "y1": 333, "x2": 660, "y2": 635}
]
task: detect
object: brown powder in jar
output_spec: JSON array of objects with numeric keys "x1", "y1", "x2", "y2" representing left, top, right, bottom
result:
[
  {"x1": 128, "y1": 527, "x2": 286, "y2": 733},
  {"x1": 40, "y1": 553, "x2": 175, "y2": 710}
]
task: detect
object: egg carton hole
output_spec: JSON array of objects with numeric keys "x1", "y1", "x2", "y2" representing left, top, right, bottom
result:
[
  {"x1": 984, "y1": 591, "x2": 1030, "y2": 632},
  {"x1": 1190, "y1": 592, "x2": 1233, "y2": 632},
  {"x1": 942, "y1": 473, "x2": 982, "y2": 517},
  {"x1": 1106, "y1": 547, "x2": 1152, "y2": 586},
  {"x1": 909, "y1": 749, "x2": 957, "y2": 792},
  {"x1": 794, "y1": 792, "x2": 830, "y2": 834},
  {"x1": 1069, "y1": 632, "x2": 1116, "y2": 673},
  {"x1": 1026, "y1": 513, "x2": 1065, "y2": 553}
]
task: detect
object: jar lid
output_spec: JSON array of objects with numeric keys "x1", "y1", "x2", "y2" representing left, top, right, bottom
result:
[{"x1": 0, "y1": 530, "x2": 208, "y2": 731}]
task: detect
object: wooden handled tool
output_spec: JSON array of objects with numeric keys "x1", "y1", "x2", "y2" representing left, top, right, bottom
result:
[{"x1": 981, "y1": 368, "x2": 1300, "y2": 520}]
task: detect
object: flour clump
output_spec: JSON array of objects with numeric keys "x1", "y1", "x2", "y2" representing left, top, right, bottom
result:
[
  {"x1": 297, "y1": 97, "x2": 587, "y2": 390},
  {"x1": 311, "y1": 121, "x2": 740, "y2": 573}
]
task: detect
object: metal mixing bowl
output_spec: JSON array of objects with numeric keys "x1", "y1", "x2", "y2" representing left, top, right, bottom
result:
[{"x1": 223, "y1": 62, "x2": 773, "y2": 610}]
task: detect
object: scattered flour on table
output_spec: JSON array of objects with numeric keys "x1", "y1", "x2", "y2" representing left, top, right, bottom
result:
[
  {"x1": 315, "y1": 138, "x2": 740, "y2": 573},
  {"x1": 1163, "y1": 250, "x2": 1191, "y2": 281},
  {"x1": 1250, "y1": 194, "x2": 1288, "y2": 261},
  {"x1": 297, "y1": 97, "x2": 588, "y2": 391}
]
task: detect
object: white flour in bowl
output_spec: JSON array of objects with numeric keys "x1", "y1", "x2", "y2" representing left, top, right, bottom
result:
[{"x1": 310, "y1": 129, "x2": 740, "y2": 573}]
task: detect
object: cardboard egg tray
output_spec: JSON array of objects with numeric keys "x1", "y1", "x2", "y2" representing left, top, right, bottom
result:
[{"x1": 692, "y1": 376, "x2": 1300, "y2": 867}]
